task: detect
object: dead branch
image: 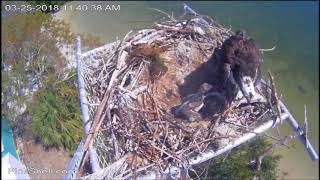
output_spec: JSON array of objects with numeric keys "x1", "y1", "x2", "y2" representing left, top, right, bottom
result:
[
  {"x1": 252, "y1": 133, "x2": 297, "y2": 180},
  {"x1": 148, "y1": 8, "x2": 176, "y2": 21},
  {"x1": 268, "y1": 71, "x2": 282, "y2": 124},
  {"x1": 260, "y1": 45, "x2": 276, "y2": 52},
  {"x1": 304, "y1": 105, "x2": 309, "y2": 149}
]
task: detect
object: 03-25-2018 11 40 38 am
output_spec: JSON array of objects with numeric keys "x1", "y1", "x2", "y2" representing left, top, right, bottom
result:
[{"x1": 3, "y1": 4, "x2": 121, "y2": 13}]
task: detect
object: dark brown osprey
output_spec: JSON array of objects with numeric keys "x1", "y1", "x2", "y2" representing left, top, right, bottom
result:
[
  {"x1": 221, "y1": 29, "x2": 262, "y2": 101},
  {"x1": 199, "y1": 29, "x2": 263, "y2": 118},
  {"x1": 173, "y1": 30, "x2": 263, "y2": 120}
]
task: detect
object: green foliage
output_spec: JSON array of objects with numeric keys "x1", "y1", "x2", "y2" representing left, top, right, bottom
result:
[
  {"x1": 2, "y1": 12, "x2": 102, "y2": 87},
  {"x1": 2, "y1": 12, "x2": 75, "y2": 119},
  {"x1": 30, "y1": 71, "x2": 83, "y2": 153},
  {"x1": 191, "y1": 137, "x2": 281, "y2": 180},
  {"x1": 2, "y1": 11, "x2": 102, "y2": 77},
  {"x1": 1, "y1": 8, "x2": 102, "y2": 154}
]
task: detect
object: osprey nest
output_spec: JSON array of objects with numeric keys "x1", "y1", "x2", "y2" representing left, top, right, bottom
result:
[{"x1": 80, "y1": 12, "x2": 280, "y2": 179}]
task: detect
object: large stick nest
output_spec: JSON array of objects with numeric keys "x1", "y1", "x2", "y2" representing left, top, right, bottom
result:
[{"x1": 80, "y1": 12, "x2": 276, "y2": 179}]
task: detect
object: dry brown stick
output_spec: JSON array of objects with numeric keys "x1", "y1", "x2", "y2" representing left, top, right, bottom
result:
[
  {"x1": 160, "y1": 122, "x2": 169, "y2": 157},
  {"x1": 82, "y1": 42, "x2": 130, "y2": 150},
  {"x1": 176, "y1": 135, "x2": 236, "y2": 157},
  {"x1": 153, "y1": 24, "x2": 191, "y2": 33},
  {"x1": 78, "y1": 87, "x2": 114, "y2": 175},
  {"x1": 224, "y1": 120, "x2": 250, "y2": 131},
  {"x1": 253, "y1": 133, "x2": 297, "y2": 174},
  {"x1": 128, "y1": 107, "x2": 157, "y2": 114},
  {"x1": 148, "y1": 140, "x2": 182, "y2": 163},
  {"x1": 79, "y1": 50, "x2": 129, "y2": 175},
  {"x1": 268, "y1": 71, "x2": 282, "y2": 124},
  {"x1": 248, "y1": 109, "x2": 270, "y2": 128},
  {"x1": 304, "y1": 105, "x2": 309, "y2": 149},
  {"x1": 262, "y1": 133, "x2": 290, "y2": 149},
  {"x1": 82, "y1": 80, "x2": 115, "y2": 150},
  {"x1": 191, "y1": 131, "x2": 203, "y2": 153},
  {"x1": 141, "y1": 118, "x2": 154, "y2": 135},
  {"x1": 79, "y1": 90, "x2": 115, "y2": 176},
  {"x1": 120, "y1": 163, "x2": 156, "y2": 179},
  {"x1": 260, "y1": 45, "x2": 276, "y2": 53},
  {"x1": 135, "y1": 127, "x2": 183, "y2": 165},
  {"x1": 147, "y1": 84, "x2": 166, "y2": 149},
  {"x1": 97, "y1": 40, "x2": 124, "y2": 81},
  {"x1": 165, "y1": 118, "x2": 192, "y2": 134},
  {"x1": 111, "y1": 117, "x2": 120, "y2": 160},
  {"x1": 193, "y1": 32, "x2": 210, "y2": 59},
  {"x1": 155, "y1": 160, "x2": 164, "y2": 173},
  {"x1": 148, "y1": 8, "x2": 175, "y2": 21},
  {"x1": 130, "y1": 61, "x2": 144, "y2": 90},
  {"x1": 132, "y1": 152, "x2": 138, "y2": 179},
  {"x1": 222, "y1": 103, "x2": 236, "y2": 116},
  {"x1": 199, "y1": 135, "x2": 237, "y2": 145},
  {"x1": 78, "y1": 149, "x2": 90, "y2": 176}
]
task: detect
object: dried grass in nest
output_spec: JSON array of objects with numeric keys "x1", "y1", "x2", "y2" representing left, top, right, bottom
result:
[{"x1": 81, "y1": 15, "x2": 276, "y2": 179}]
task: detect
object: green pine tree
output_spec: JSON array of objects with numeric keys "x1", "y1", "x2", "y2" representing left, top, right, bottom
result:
[{"x1": 30, "y1": 71, "x2": 83, "y2": 153}]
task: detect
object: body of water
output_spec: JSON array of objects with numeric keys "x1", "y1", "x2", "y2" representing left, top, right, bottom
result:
[{"x1": 55, "y1": 1, "x2": 319, "y2": 179}]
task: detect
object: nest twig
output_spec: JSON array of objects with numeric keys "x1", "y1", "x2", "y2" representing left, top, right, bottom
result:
[{"x1": 268, "y1": 71, "x2": 282, "y2": 123}]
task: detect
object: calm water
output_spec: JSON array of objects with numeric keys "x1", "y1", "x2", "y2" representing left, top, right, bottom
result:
[{"x1": 56, "y1": 1, "x2": 319, "y2": 179}]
